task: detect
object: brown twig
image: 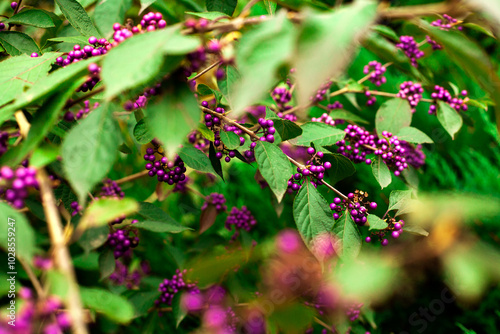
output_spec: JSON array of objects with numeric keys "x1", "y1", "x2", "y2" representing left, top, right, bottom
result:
[
  {"x1": 115, "y1": 170, "x2": 149, "y2": 185},
  {"x1": 190, "y1": 61, "x2": 222, "y2": 81},
  {"x1": 64, "y1": 87, "x2": 104, "y2": 109},
  {"x1": 18, "y1": 257, "x2": 44, "y2": 298},
  {"x1": 37, "y1": 169, "x2": 89, "y2": 334}
]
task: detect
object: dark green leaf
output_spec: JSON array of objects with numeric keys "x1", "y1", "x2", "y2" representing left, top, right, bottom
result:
[
  {"x1": 78, "y1": 225, "x2": 109, "y2": 253},
  {"x1": 209, "y1": 142, "x2": 224, "y2": 180},
  {"x1": 436, "y1": 101, "x2": 463, "y2": 139},
  {"x1": 219, "y1": 130, "x2": 240, "y2": 150},
  {"x1": 146, "y1": 84, "x2": 200, "y2": 159},
  {"x1": 54, "y1": 0, "x2": 101, "y2": 38},
  {"x1": 137, "y1": 202, "x2": 182, "y2": 224},
  {"x1": 47, "y1": 35, "x2": 90, "y2": 45},
  {"x1": 293, "y1": 122, "x2": 345, "y2": 147},
  {"x1": 206, "y1": 0, "x2": 237, "y2": 16},
  {"x1": 172, "y1": 293, "x2": 187, "y2": 327},
  {"x1": 178, "y1": 146, "x2": 217, "y2": 176},
  {"x1": 254, "y1": 141, "x2": 292, "y2": 202},
  {"x1": 94, "y1": 0, "x2": 132, "y2": 37},
  {"x1": 198, "y1": 123, "x2": 215, "y2": 142},
  {"x1": 0, "y1": 31, "x2": 40, "y2": 56},
  {"x1": 0, "y1": 203, "x2": 35, "y2": 262},
  {"x1": 367, "y1": 214, "x2": 388, "y2": 230},
  {"x1": 371, "y1": 25, "x2": 399, "y2": 41},
  {"x1": 62, "y1": 103, "x2": 121, "y2": 203},
  {"x1": 293, "y1": 181, "x2": 336, "y2": 245},
  {"x1": 333, "y1": 210, "x2": 362, "y2": 259},
  {"x1": 396, "y1": 127, "x2": 433, "y2": 144},
  {"x1": 219, "y1": 65, "x2": 240, "y2": 110},
  {"x1": 371, "y1": 156, "x2": 391, "y2": 189},
  {"x1": 133, "y1": 118, "x2": 153, "y2": 144},
  {"x1": 129, "y1": 291, "x2": 161, "y2": 318},
  {"x1": 29, "y1": 145, "x2": 60, "y2": 169},
  {"x1": 272, "y1": 119, "x2": 303, "y2": 141},
  {"x1": 293, "y1": 2, "x2": 377, "y2": 105},
  {"x1": 375, "y1": 98, "x2": 412, "y2": 137},
  {"x1": 133, "y1": 220, "x2": 191, "y2": 233},
  {"x1": 98, "y1": 248, "x2": 116, "y2": 280},
  {"x1": 80, "y1": 287, "x2": 135, "y2": 323},
  {"x1": 322, "y1": 153, "x2": 356, "y2": 185},
  {"x1": 4, "y1": 9, "x2": 55, "y2": 28}
]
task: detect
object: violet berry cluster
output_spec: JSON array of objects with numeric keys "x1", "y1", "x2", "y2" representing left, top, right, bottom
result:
[
  {"x1": 99, "y1": 178, "x2": 125, "y2": 198},
  {"x1": 428, "y1": 85, "x2": 468, "y2": 114},
  {"x1": 396, "y1": 36, "x2": 424, "y2": 67},
  {"x1": 364, "y1": 61, "x2": 387, "y2": 86},
  {"x1": 336, "y1": 124, "x2": 376, "y2": 164},
  {"x1": 397, "y1": 81, "x2": 424, "y2": 112},
  {"x1": 156, "y1": 269, "x2": 200, "y2": 307},
  {"x1": 109, "y1": 260, "x2": 150, "y2": 289},
  {"x1": 287, "y1": 147, "x2": 332, "y2": 192},
  {"x1": 124, "y1": 83, "x2": 161, "y2": 110},
  {"x1": 188, "y1": 130, "x2": 210, "y2": 151},
  {"x1": 107, "y1": 220, "x2": 139, "y2": 258},
  {"x1": 365, "y1": 217, "x2": 405, "y2": 246},
  {"x1": 374, "y1": 131, "x2": 409, "y2": 176},
  {"x1": 311, "y1": 113, "x2": 337, "y2": 126},
  {"x1": 55, "y1": 39, "x2": 109, "y2": 67},
  {"x1": 271, "y1": 86, "x2": 292, "y2": 110},
  {"x1": 431, "y1": 14, "x2": 462, "y2": 31},
  {"x1": 311, "y1": 81, "x2": 333, "y2": 103},
  {"x1": 225, "y1": 206, "x2": 257, "y2": 240},
  {"x1": 365, "y1": 90, "x2": 376, "y2": 106},
  {"x1": 330, "y1": 190, "x2": 377, "y2": 224},
  {"x1": 0, "y1": 166, "x2": 38, "y2": 209},
  {"x1": 256, "y1": 118, "x2": 276, "y2": 144},
  {"x1": 64, "y1": 100, "x2": 99, "y2": 121},
  {"x1": 201, "y1": 193, "x2": 227, "y2": 212},
  {"x1": 70, "y1": 201, "x2": 82, "y2": 216},
  {"x1": 346, "y1": 303, "x2": 364, "y2": 321},
  {"x1": 425, "y1": 35, "x2": 442, "y2": 50},
  {"x1": 144, "y1": 147, "x2": 187, "y2": 185}
]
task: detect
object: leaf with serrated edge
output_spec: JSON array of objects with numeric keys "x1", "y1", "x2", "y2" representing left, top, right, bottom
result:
[
  {"x1": 371, "y1": 156, "x2": 392, "y2": 189},
  {"x1": 333, "y1": 210, "x2": 362, "y2": 259},
  {"x1": 437, "y1": 101, "x2": 463, "y2": 139},
  {"x1": 178, "y1": 146, "x2": 217, "y2": 176},
  {"x1": 220, "y1": 130, "x2": 240, "y2": 150},
  {"x1": 367, "y1": 214, "x2": 388, "y2": 230},
  {"x1": 294, "y1": 122, "x2": 345, "y2": 147},
  {"x1": 375, "y1": 98, "x2": 412, "y2": 137},
  {"x1": 396, "y1": 127, "x2": 433, "y2": 144}
]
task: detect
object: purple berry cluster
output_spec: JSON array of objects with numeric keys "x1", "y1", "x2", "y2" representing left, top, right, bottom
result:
[
  {"x1": 257, "y1": 118, "x2": 276, "y2": 144},
  {"x1": 156, "y1": 269, "x2": 201, "y2": 307},
  {"x1": 201, "y1": 193, "x2": 227, "y2": 212},
  {"x1": 99, "y1": 178, "x2": 125, "y2": 198},
  {"x1": 188, "y1": 131, "x2": 210, "y2": 151},
  {"x1": 55, "y1": 40, "x2": 109, "y2": 67},
  {"x1": 425, "y1": 35, "x2": 442, "y2": 50},
  {"x1": 225, "y1": 206, "x2": 257, "y2": 240},
  {"x1": 311, "y1": 81, "x2": 333, "y2": 103},
  {"x1": 272, "y1": 86, "x2": 292, "y2": 109},
  {"x1": 428, "y1": 85, "x2": 468, "y2": 114},
  {"x1": 173, "y1": 175, "x2": 190, "y2": 193},
  {"x1": 397, "y1": 81, "x2": 424, "y2": 113},
  {"x1": 327, "y1": 101, "x2": 343, "y2": 110},
  {"x1": 144, "y1": 147, "x2": 187, "y2": 185},
  {"x1": 70, "y1": 201, "x2": 82, "y2": 216},
  {"x1": 109, "y1": 260, "x2": 150, "y2": 289},
  {"x1": 311, "y1": 113, "x2": 337, "y2": 126},
  {"x1": 124, "y1": 83, "x2": 161, "y2": 110},
  {"x1": 400, "y1": 141, "x2": 426, "y2": 169},
  {"x1": 245, "y1": 105, "x2": 266, "y2": 121},
  {"x1": 364, "y1": 61, "x2": 387, "y2": 86},
  {"x1": 365, "y1": 217, "x2": 405, "y2": 246},
  {"x1": 0, "y1": 166, "x2": 38, "y2": 209},
  {"x1": 336, "y1": 124, "x2": 376, "y2": 164},
  {"x1": 64, "y1": 100, "x2": 100, "y2": 121},
  {"x1": 287, "y1": 147, "x2": 332, "y2": 192},
  {"x1": 330, "y1": 190, "x2": 377, "y2": 224},
  {"x1": 374, "y1": 131, "x2": 408, "y2": 176},
  {"x1": 365, "y1": 90, "x2": 376, "y2": 106},
  {"x1": 77, "y1": 63, "x2": 101, "y2": 92},
  {"x1": 431, "y1": 14, "x2": 462, "y2": 31},
  {"x1": 202, "y1": 101, "x2": 223, "y2": 128},
  {"x1": 139, "y1": 11, "x2": 167, "y2": 31},
  {"x1": 346, "y1": 303, "x2": 364, "y2": 321},
  {"x1": 0, "y1": 131, "x2": 9, "y2": 157},
  {"x1": 107, "y1": 220, "x2": 139, "y2": 258},
  {"x1": 396, "y1": 36, "x2": 424, "y2": 67}
]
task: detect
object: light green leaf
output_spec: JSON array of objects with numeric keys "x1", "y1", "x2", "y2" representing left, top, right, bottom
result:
[
  {"x1": 78, "y1": 198, "x2": 138, "y2": 231},
  {"x1": 333, "y1": 210, "x2": 362, "y2": 259},
  {"x1": 437, "y1": 101, "x2": 463, "y2": 139},
  {"x1": 0, "y1": 31, "x2": 40, "y2": 56},
  {"x1": 185, "y1": 11, "x2": 230, "y2": 20},
  {"x1": 371, "y1": 156, "x2": 391, "y2": 189},
  {"x1": 403, "y1": 224, "x2": 429, "y2": 236},
  {"x1": 30, "y1": 144, "x2": 60, "y2": 168},
  {"x1": 172, "y1": 293, "x2": 187, "y2": 327},
  {"x1": 133, "y1": 220, "x2": 191, "y2": 233},
  {"x1": 206, "y1": 0, "x2": 237, "y2": 16},
  {"x1": 47, "y1": 35, "x2": 90, "y2": 45},
  {"x1": 294, "y1": 122, "x2": 345, "y2": 147},
  {"x1": 62, "y1": 103, "x2": 121, "y2": 203},
  {"x1": 375, "y1": 98, "x2": 412, "y2": 137},
  {"x1": 4, "y1": 9, "x2": 55, "y2": 28},
  {"x1": 396, "y1": 126, "x2": 433, "y2": 144},
  {"x1": 178, "y1": 146, "x2": 217, "y2": 176},
  {"x1": 293, "y1": 181, "x2": 336, "y2": 246},
  {"x1": 367, "y1": 214, "x2": 388, "y2": 230},
  {"x1": 263, "y1": 0, "x2": 277, "y2": 15},
  {"x1": 55, "y1": 0, "x2": 101, "y2": 38},
  {"x1": 219, "y1": 130, "x2": 240, "y2": 150},
  {"x1": 80, "y1": 287, "x2": 135, "y2": 323},
  {"x1": 254, "y1": 141, "x2": 292, "y2": 202},
  {"x1": 218, "y1": 65, "x2": 240, "y2": 110},
  {"x1": 329, "y1": 109, "x2": 368, "y2": 124},
  {"x1": 94, "y1": 0, "x2": 132, "y2": 37},
  {"x1": 0, "y1": 203, "x2": 35, "y2": 262},
  {"x1": 387, "y1": 190, "x2": 414, "y2": 216}
]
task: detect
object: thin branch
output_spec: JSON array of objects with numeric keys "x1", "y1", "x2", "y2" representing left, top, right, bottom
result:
[
  {"x1": 115, "y1": 170, "x2": 149, "y2": 185},
  {"x1": 239, "y1": 0, "x2": 262, "y2": 18},
  {"x1": 37, "y1": 169, "x2": 89, "y2": 334},
  {"x1": 64, "y1": 87, "x2": 104, "y2": 109},
  {"x1": 190, "y1": 61, "x2": 222, "y2": 81},
  {"x1": 314, "y1": 317, "x2": 334, "y2": 332},
  {"x1": 18, "y1": 257, "x2": 44, "y2": 298}
]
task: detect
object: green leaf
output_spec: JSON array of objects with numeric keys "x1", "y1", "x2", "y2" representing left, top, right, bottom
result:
[
  {"x1": 272, "y1": 118, "x2": 303, "y2": 141},
  {"x1": 54, "y1": 0, "x2": 101, "y2": 38},
  {"x1": 333, "y1": 210, "x2": 362, "y2": 259},
  {"x1": 47, "y1": 35, "x2": 90, "y2": 45},
  {"x1": 0, "y1": 80, "x2": 82, "y2": 167},
  {"x1": 80, "y1": 287, "x2": 135, "y2": 323},
  {"x1": 329, "y1": 109, "x2": 368, "y2": 124},
  {"x1": 172, "y1": 293, "x2": 187, "y2": 327},
  {"x1": 375, "y1": 98, "x2": 412, "y2": 137},
  {"x1": 78, "y1": 225, "x2": 109, "y2": 253},
  {"x1": 186, "y1": 11, "x2": 230, "y2": 20},
  {"x1": 388, "y1": 190, "x2": 415, "y2": 216},
  {"x1": 139, "y1": 0, "x2": 157, "y2": 14},
  {"x1": 98, "y1": 248, "x2": 116, "y2": 280},
  {"x1": 371, "y1": 25, "x2": 399, "y2": 41},
  {"x1": 293, "y1": 181, "x2": 336, "y2": 246},
  {"x1": 129, "y1": 291, "x2": 161, "y2": 318},
  {"x1": 4, "y1": 9, "x2": 55, "y2": 28},
  {"x1": 0, "y1": 203, "x2": 35, "y2": 262},
  {"x1": 322, "y1": 153, "x2": 356, "y2": 185},
  {"x1": 293, "y1": 122, "x2": 345, "y2": 147},
  {"x1": 94, "y1": 0, "x2": 132, "y2": 37},
  {"x1": 219, "y1": 130, "x2": 240, "y2": 150},
  {"x1": 293, "y1": 1, "x2": 377, "y2": 105},
  {"x1": 403, "y1": 224, "x2": 429, "y2": 237},
  {"x1": 263, "y1": 0, "x2": 277, "y2": 15},
  {"x1": 61, "y1": 104, "x2": 121, "y2": 203},
  {"x1": 218, "y1": 65, "x2": 240, "y2": 110},
  {"x1": 0, "y1": 52, "x2": 61, "y2": 108},
  {"x1": 437, "y1": 101, "x2": 463, "y2": 139},
  {"x1": 198, "y1": 123, "x2": 215, "y2": 142},
  {"x1": 371, "y1": 156, "x2": 391, "y2": 189},
  {"x1": 133, "y1": 118, "x2": 154, "y2": 144},
  {"x1": 206, "y1": 0, "x2": 237, "y2": 16},
  {"x1": 232, "y1": 12, "x2": 296, "y2": 115},
  {"x1": 209, "y1": 142, "x2": 224, "y2": 180},
  {"x1": 367, "y1": 214, "x2": 388, "y2": 230},
  {"x1": 178, "y1": 146, "x2": 217, "y2": 176},
  {"x1": 0, "y1": 31, "x2": 40, "y2": 56},
  {"x1": 137, "y1": 202, "x2": 182, "y2": 225},
  {"x1": 396, "y1": 127, "x2": 433, "y2": 144},
  {"x1": 78, "y1": 198, "x2": 138, "y2": 231},
  {"x1": 146, "y1": 84, "x2": 200, "y2": 159},
  {"x1": 133, "y1": 220, "x2": 191, "y2": 233},
  {"x1": 254, "y1": 141, "x2": 292, "y2": 202}
]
